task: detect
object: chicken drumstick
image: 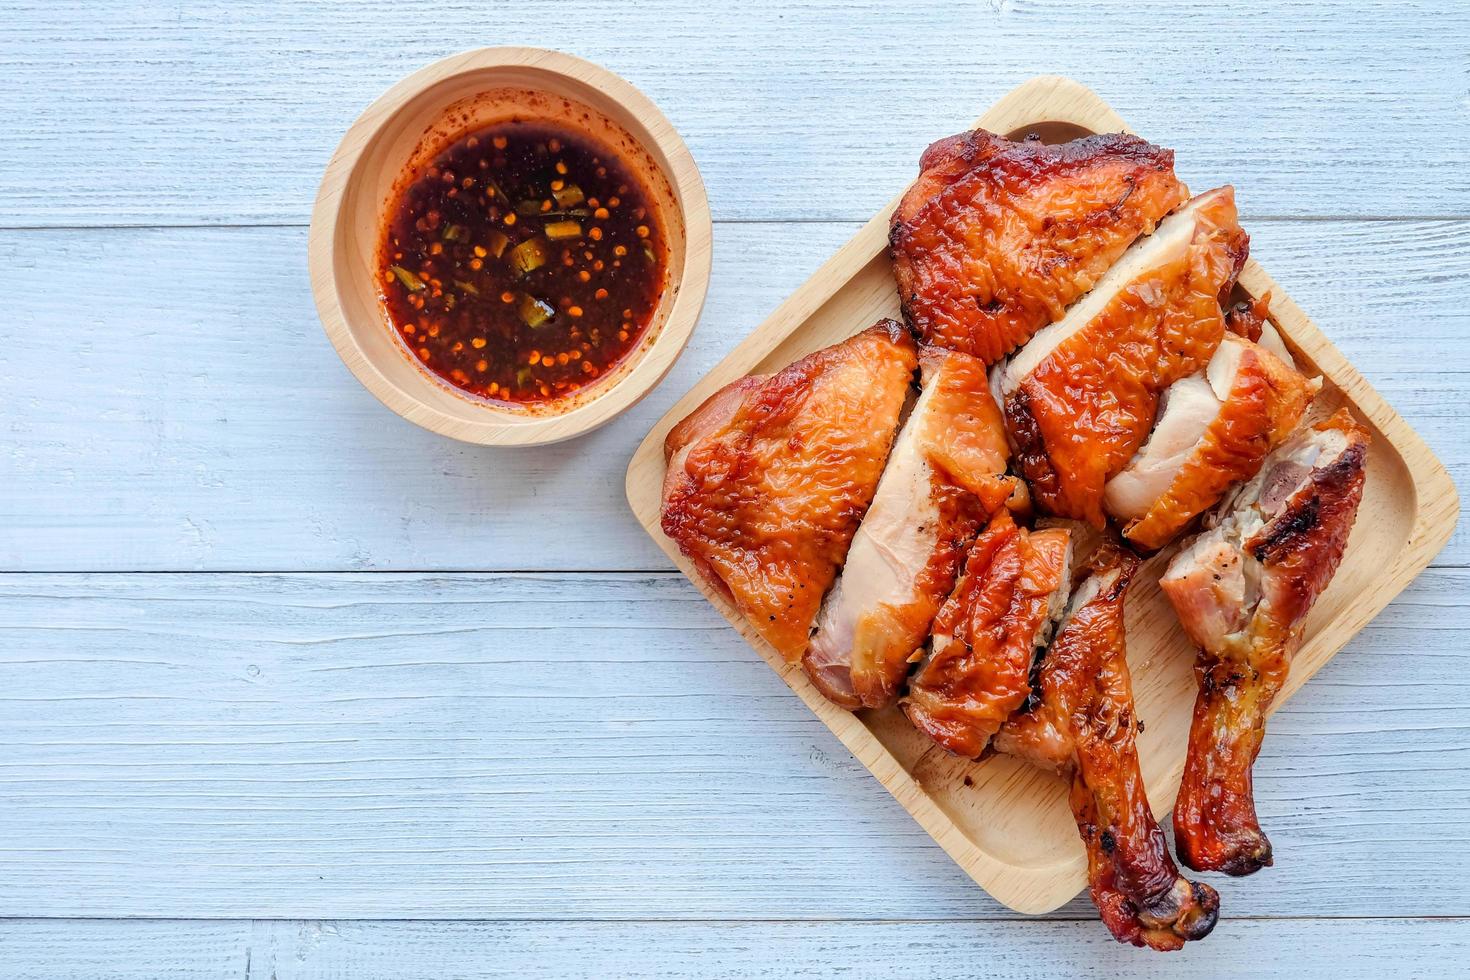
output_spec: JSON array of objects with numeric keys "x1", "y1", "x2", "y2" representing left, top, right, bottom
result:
[
  {"x1": 1162, "y1": 409, "x2": 1370, "y2": 874},
  {"x1": 995, "y1": 544, "x2": 1219, "y2": 950}
]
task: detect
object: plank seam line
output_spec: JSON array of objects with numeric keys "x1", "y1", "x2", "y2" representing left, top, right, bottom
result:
[
  {"x1": 0, "y1": 563, "x2": 1464, "y2": 576},
  {"x1": 0, "y1": 215, "x2": 1467, "y2": 232},
  {"x1": 0, "y1": 915, "x2": 1463, "y2": 924},
  {"x1": 0, "y1": 568, "x2": 688, "y2": 576}
]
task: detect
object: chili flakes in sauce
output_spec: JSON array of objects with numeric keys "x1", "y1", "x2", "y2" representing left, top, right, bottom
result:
[{"x1": 379, "y1": 120, "x2": 666, "y2": 404}]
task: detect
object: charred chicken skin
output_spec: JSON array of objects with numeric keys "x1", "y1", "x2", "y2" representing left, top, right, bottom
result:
[
  {"x1": 903, "y1": 510, "x2": 1072, "y2": 757},
  {"x1": 804, "y1": 347, "x2": 1016, "y2": 710},
  {"x1": 993, "y1": 186, "x2": 1249, "y2": 527},
  {"x1": 891, "y1": 129, "x2": 1188, "y2": 365},
  {"x1": 995, "y1": 545, "x2": 1219, "y2": 950},
  {"x1": 660, "y1": 320, "x2": 918, "y2": 660},
  {"x1": 1104, "y1": 333, "x2": 1318, "y2": 550},
  {"x1": 1162, "y1": 409, "x2": 1370, "y2": 875}
]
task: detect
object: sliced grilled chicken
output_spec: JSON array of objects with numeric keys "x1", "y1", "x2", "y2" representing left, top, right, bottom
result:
[
  {"x1": 1161, "y1": 409, "x2": 1370, "y2": 875},
  {"x1": 1224, "y1": 291, "x2": 1290, "y2": 359},
  {"x1": 661, "y1": 320, "x2": 917, "y2": 661},
  {"x1": 891, "y1": 129, "x2": 1188, "y2": 365},
  {"x1": 1101, "y1": 375, "x2": 1218, "y2": 520},
  {"x1": 804, "y1": 347, "x2": 1014, "y2": 709},
  {"x1": 996, "y1": 544, "x2": 1220, "y2": 950},
  {"x1": 903, "y1": 510, "x2": 1072, "y2": 758},
  {"x1": 1104, "y1": 334, "x2": 1319, "y2": 550},
  {"x1": 992, "y1": 186, "x2": 1249, "y2": 526}
]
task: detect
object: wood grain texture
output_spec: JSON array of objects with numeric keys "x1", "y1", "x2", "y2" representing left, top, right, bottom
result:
[
  {"x1": 3, "y1": 219, "x2": 1465, "y2": 572},
  {"x1": 4, "y1": 1, "x2": 1469, "y2": 225},
  {"x1": 0, "y1": 921, "x2": 251, "y2": 979},
  {"x1": 0, "y1": 570, "x2": 1464, "y2": 919},
  {"x1": 2, "y1": 917, "x2": 1466, "y2": 980},
  {"x1": 3, "y1": 0, "x2": 1468, "y2": 968}
]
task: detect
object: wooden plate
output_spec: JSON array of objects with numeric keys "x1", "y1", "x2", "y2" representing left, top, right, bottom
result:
[{"x1": 623, "y1": 76, "x2": 1459, "y2": 914}]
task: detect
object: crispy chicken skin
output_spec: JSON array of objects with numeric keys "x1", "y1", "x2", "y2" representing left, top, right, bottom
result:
[
  {"x1": 891, "y1": 130, "x2": 1188, "y2": 365},
  {"x1": 995, "y1": 545, "x2": 1219, "y2": 950},
  {"x1": 903, "y1": 510, "x2": 1071, "y2": 757},
  {"x1": 1162, "y1": 409, "x2": 1370, "y2": 875},
  {"x1": 661, "y1": 321, "x2": 918, "y2": 660},
  {"x1": 1105, "y1": 334, "x2": 1318, "y2": 550},
  {"x1": 1225, "y1": 291, "x2": 1272, "y2": 344},
  {"x1": 892, "y1": 130, "x2": 1006, "y2": 228},
  {"x1": 1226, "y1": 290, "x2": 1296, "y2": 366},
  {"x1": 996, "y1": 186, "x2": 1249, "y2": 527},
  {"x1": 915, "y1": 348, "x2": 1017, "y2": 505},
  {"x1": 804, "y1": 347, "x2": 1015, "y2": 710}
]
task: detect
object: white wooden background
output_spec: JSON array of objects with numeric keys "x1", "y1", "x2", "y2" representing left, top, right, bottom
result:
[{"x1": 2, "y1": 1, "x2": 1468, "y2": 976}]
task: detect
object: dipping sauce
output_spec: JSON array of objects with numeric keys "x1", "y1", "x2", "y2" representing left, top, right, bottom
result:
[{"x1": 378, "y1": 120, "x2": 667, "y2": 404}]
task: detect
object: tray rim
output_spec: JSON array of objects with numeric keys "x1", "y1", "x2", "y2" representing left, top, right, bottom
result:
[{"x1": 624, "y1": 75, "x2": 1461, "y2": 914}]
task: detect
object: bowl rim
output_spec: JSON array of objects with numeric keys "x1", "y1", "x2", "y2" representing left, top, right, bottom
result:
[{"x1": 307, "y1": 46, "x2": 713, "y2": 446}]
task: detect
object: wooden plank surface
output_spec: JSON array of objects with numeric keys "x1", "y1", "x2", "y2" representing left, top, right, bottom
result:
[
  {"x1": 1, "y1": 918, "x2": 1467, "y2": 980},
  {"x1": 5, "y1": 1, "x2": 1469, "y2": 225},
  {"x1": 0, "y1": 570, "x2": 1463, "y2": 919},
  {"x1": 2, "y1": 219, "x2": 1465, "y2": 572},
  {"x1": 0, "y1": 921, "x2": 251, "y2": 979},
  {"x1": 4, "y1": 0, "x2": 1468, "y2": 972}
]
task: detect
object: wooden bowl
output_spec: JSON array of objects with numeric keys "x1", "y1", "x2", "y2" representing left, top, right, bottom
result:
[{"x1": 308, "y1": 48, "x2": 712, "y2": 446}]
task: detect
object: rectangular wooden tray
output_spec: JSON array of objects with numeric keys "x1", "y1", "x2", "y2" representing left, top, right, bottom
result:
[{"x1": 624, "y1": 76, "x2": 1459, "y2": 914}]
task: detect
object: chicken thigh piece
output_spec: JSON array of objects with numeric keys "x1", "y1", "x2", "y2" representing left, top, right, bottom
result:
[
  {"x1": 804, "y1": 347, "x2": 1016, "y2": 709},
  {"x1": 1162, "y1": 409, "x2": 1370, "y2": 875},
  {"x1": 992, "y1": 186, "x2": 1248, "y2": 527},
  {"x1": 903, "y1": 510, "x2": 1072, "y2": 758},
  {"x1": 995, "y1": 545, "x2": 1219, "y2": 951},
  {"x1": 661, "y1": 320, "x2": 918, "y2": 660},
  {"x1": 891, "y1": 129, "x2": 1188, "y2": 364},
  {"x1": 1103, "y1": 334, "x2": 1318, "y2": 550}
]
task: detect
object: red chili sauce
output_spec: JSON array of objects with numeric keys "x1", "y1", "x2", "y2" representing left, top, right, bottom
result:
[{"x1": 378, "y1": 120, "x2": 667, "y2": 404}]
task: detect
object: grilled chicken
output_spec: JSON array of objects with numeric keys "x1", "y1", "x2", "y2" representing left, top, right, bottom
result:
[
  {"x1": 891, "y1": 129, "x2": 1188, "y2": 365},
  {"x1": 804, "y1": 347, "x2": 1015, "y2": 709},
  {"x1": 1225, "y1": 290, "x2": 1300, "y2": 370},
  {"x1": 903, "y1": 510, "x2": 1072, "y2": 757},
  {"x1": 992, "y1": 186, "x2": 1249, "y2": 526},
  {"x1": 1161, "y1": 409, "x2": 1370, "y2": 875},
  {"x1": 661, "y1": 320, "x2": 918, "y2": 660},
  {"x1": 995, "y1": 544, "x2": 1219, "y2": 950},
  {"x1": 1103, "y1": 334, "x2": 1318, "y2": 550}
]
